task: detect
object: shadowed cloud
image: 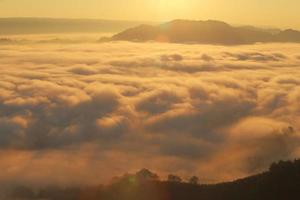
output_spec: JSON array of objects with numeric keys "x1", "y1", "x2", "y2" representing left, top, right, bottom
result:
[{"x1": 0, "y1": 40, "x2": 299, "y2": 186}]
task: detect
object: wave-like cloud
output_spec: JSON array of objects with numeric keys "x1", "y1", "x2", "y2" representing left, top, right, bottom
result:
[{"x1": 0, "y1": 41, "x2": 299, "y2": 185}]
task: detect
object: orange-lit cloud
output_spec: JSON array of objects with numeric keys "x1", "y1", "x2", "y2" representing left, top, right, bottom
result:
[{"x1": 0, "y1": 39, "x2": 299, "y2": 186}]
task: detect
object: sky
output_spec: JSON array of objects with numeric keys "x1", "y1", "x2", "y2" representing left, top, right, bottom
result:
[{"x1": 0, "y1": 0, "x2": 300, "y2": 29}]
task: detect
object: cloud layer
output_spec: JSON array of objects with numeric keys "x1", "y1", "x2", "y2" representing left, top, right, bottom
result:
[{"x1": 0, "y1": 40, "x2": 300, "y2": 185}]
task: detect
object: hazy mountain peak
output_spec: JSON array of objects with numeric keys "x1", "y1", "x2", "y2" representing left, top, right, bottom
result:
[{"x1": 110, "y1": 19, "x2": 300, "y2": 45}]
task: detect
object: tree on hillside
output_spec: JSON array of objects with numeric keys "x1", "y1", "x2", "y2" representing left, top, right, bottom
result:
[
  {"x1": 136, "y1": 168, "x2": 159, "y2": 181},
  {"x1": 189, "y1": 176, "x2": 199, "y2": 185},
  {"x1": 168, "y1": 174, "x2": 182, "y2": 183}
]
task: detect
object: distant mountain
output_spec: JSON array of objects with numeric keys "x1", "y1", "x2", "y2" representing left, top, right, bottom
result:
[
  {"x1": 110, "y1": 20, "x2": 300, "y2": 45},
  {"x1": 9, "y1": 159, "x2": 300, "y2": 200},
  {"x1": 0, "y1": 18, "x2": 155, "y2": 34},
  {"x1": 274, "y1": 29, "x2": 300, "y2": 42},
  {"x1": 0, "y1": 38, "x2": 14, "y2": 44}
]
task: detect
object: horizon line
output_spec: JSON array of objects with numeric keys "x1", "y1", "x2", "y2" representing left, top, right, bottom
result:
[{"x1": 0, "y1": 17, "x2": 298, "y2": 31}]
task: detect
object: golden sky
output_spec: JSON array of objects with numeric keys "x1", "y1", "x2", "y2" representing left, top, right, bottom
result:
[{"x1": 0, "y1": 0, "x2": 300, "y2": 29}]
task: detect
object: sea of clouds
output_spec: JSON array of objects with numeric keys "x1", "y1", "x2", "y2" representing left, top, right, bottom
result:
[{"x1": 0, "y1": 39, "x2": 300, "y2": 186}]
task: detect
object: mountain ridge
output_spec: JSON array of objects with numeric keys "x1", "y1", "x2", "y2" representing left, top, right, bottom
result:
[
  {"x1": 110, "y1": 19, "x2": 300, "y2": 45},
  {"x1": 0, "y1": 18, "x2": 156, "y2": 34}
]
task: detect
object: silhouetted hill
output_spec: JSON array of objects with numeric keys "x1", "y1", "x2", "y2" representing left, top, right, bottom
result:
[
  {"x1": 110, "y1": 20, "x2": 300, "y2": 45},
  {"x1": 0, "y1": 18, "x2": 155, "y2": 34},
  {"x1": 274, "y1": 29, "x2": 300, "y2": 42},
  {"x1": 8, "y1": 159, "x2": 300, "y2": 200}
]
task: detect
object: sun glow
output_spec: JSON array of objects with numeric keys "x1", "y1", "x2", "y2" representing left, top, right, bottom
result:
[
  {"x1": 157, "y1": 0, "x2": 187, "y2": 9},
  {"x1": 149, "y1": 0, "x2": 191, "y2": 19}
]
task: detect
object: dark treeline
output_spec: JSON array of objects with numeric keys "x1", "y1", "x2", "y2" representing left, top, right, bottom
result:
[{"x1": 10, "y1": 159, "x2": 300, "y2": 200}]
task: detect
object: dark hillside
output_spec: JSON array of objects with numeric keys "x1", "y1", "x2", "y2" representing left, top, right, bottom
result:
[
  {"x1": 111, "y1": 20, "x2": 300, "y2": 44},
  {"x1": 10, "y1": 159, "x2": 300, "y2": 200}
]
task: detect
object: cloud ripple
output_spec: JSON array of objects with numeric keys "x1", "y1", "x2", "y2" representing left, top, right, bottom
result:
[{"x1": 0, "y1": 41, "x2": 299, "y2": 185}]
